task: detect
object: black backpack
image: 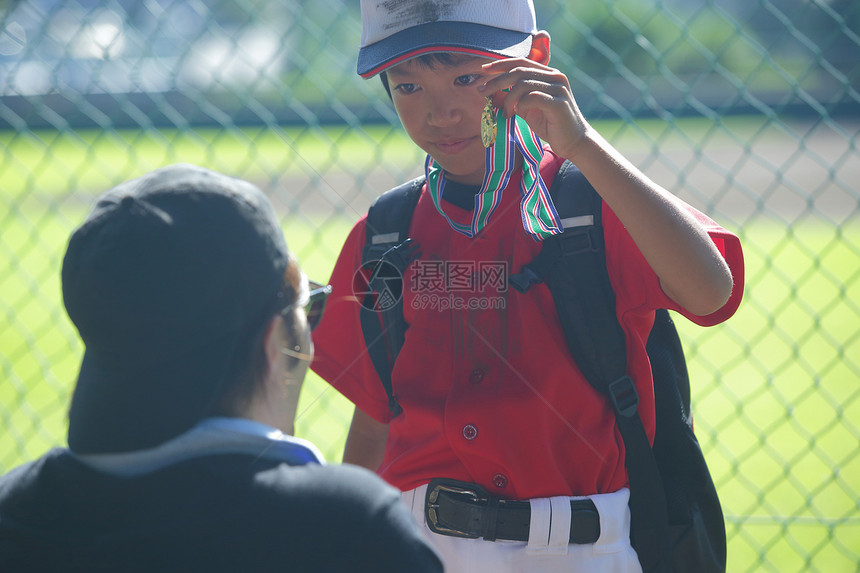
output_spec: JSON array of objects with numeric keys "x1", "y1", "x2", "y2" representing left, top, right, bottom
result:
[{"x1": 359, "y1": 160, "x2": 727, "y2": 573}]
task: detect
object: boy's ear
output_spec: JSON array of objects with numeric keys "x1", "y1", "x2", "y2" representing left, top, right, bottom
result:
[{"x1": 528, "y1": 31, "x2": 551, "y2": 65}]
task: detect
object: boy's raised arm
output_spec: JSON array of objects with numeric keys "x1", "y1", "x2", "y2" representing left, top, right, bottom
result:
[{"x1": 480, "y1": 57, "x2": 734, "y2": 317}]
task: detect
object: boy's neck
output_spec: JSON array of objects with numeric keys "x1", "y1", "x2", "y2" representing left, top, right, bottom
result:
[
  {"x1": 440, "y1": 150, "x2": 529, "y2": 210},
  {"x1": 436, "y1": 152, "x2": 525, "y2": 188},
  {"x1": 441, "y1": 177, "x2": 481, "y2": 210}
]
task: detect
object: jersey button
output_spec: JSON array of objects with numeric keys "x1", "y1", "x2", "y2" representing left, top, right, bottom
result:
[
  {"x1": 492, "y1": 473, "x2": 508, "y2": 488},
  {"x1": 462, "y1": 424, "x2": 478, "y2": 440},
  {"x1": 468, "y1": 369, "x2": 485, "y2": 384}
]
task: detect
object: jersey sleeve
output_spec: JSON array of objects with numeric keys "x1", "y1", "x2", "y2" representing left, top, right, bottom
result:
[
  {"x1": 676, "y1": 206, "x2": 745, "y2": 325},
  {"x1": 310, "y1": 217, "x2": 394, "y2": 423},
  {"x1": 603, "y1": 201, "x2": 744, "y2": 326}
]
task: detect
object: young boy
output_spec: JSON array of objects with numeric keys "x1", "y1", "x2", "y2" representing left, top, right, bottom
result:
[{"x1": 311, "y1": 2, "x2": 744, "y2": 572}]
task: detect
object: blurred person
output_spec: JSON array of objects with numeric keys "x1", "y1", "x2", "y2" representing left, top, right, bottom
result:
[{"x1": 0, "y1": 164, "x2": 443, "y2": 573}]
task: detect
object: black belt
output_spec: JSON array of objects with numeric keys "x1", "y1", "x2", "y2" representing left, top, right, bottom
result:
[{"x1": 424, "y1": 478, "x2": 601, "y2": 544}]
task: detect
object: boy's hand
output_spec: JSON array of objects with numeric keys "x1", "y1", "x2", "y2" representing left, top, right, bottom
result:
[
  {"x1": 479, "y1": 58, "x2": 589, "y2": 160},
  {"x1": 481, "y1": 59, "x2": 734, "y2": 318}
]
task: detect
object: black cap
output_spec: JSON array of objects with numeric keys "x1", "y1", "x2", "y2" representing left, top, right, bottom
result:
[{"x1": 63, "y1": 164, "x2": 289, "y2": 454}]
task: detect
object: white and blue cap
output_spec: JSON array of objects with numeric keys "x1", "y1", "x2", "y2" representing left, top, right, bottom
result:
[{"x1": 358, "y1": 0, "x2": 537, "y2": 78}]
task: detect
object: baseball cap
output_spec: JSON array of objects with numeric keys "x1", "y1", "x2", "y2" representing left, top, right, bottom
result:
[
  {"x1": 63, "y1": 164, "x2": 289, "y2": 454},
  {"x1": 357, "y1": 0, "x2": 537, "y2": 78}
]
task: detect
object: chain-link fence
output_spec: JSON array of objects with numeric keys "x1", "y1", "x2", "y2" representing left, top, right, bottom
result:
[{"x1": 1, "y1": 1, "x2": 858, "y2": 570}]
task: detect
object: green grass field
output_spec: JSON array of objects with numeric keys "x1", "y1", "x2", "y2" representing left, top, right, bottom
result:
[{"x1": 1, "y1": 121, "x2": 858, "y2": 571}]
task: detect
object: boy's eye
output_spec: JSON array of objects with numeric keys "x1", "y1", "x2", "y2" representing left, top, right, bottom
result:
[
  {"x1": 455, "y1": 74, "x2": 481, "y2": 86},
  {"x1": 394, "y1": 83, "x2": 419, "y2": 95}
]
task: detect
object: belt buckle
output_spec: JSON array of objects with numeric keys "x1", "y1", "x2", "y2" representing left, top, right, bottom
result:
[{"x1": 425, "y1": 478, "x2": 488, "y2": 539}]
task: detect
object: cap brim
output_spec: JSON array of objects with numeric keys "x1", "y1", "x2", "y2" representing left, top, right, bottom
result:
[
  {"x1": 67, "y1": 329, "x2": 243, "y2": 454},
  {"x1": 358, "y1": 21, "x2": 533, "y2": 78}
]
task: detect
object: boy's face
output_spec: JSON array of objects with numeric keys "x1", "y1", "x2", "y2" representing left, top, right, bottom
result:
[{"x1": 386, "y1": 54, "x2": 494, "y2": 186}]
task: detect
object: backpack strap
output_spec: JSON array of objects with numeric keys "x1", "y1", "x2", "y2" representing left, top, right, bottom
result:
[
  {"x1": 511, "y1": 160, "x2": 671, "y2": 572},
  {"x1": 360, "y1": 176, "x2": 424, "y2": 417}
]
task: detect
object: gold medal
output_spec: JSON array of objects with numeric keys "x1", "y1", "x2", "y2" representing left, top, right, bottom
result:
[{"x1": 481, "y1": 97, "x2": 496, "y2": 148}]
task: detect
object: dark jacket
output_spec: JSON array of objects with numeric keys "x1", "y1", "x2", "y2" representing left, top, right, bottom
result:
[{"x1": 0, "y1": 438, "x2": 442, "y2": 572}]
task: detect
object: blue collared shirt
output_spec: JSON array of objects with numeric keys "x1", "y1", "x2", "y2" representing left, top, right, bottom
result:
[{"x1": 75, "y1": 417, "x2": 325, "y2": 477}]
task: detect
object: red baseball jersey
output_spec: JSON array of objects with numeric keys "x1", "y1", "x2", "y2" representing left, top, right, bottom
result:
[{"x1": 311, "y1": 149, "x2": 744, "y2": 500}]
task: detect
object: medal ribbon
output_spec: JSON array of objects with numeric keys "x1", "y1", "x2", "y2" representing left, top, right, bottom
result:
[{"x1": 424, "y1": 108, "x2": 563, "y2": 241}]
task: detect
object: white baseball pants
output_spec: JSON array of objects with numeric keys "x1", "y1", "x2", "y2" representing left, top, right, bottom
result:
[{"x1": 401, "y1": 485, "x2": 642, "y2": 573}]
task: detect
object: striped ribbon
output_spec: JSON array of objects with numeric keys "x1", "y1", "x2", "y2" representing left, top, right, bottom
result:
[{"x1": 424, "y1": 109, "x2": 563, "y2": 241}]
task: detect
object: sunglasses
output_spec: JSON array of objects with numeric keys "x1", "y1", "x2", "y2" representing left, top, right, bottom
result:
[
  {"x1": 279, "y1": 280, "x2": 330, "y2": 330},
  {"x1": 304, "y1": 280, "x2": 332, "y2": 331},
  {"x1": 277, "y1": 278, "x2": 331, "y2": 331}
]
